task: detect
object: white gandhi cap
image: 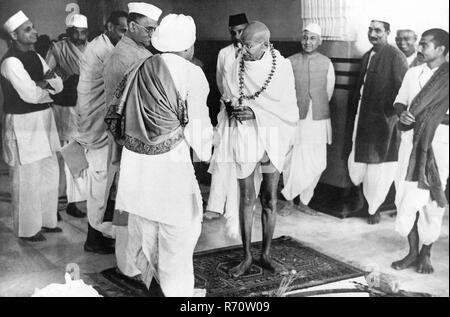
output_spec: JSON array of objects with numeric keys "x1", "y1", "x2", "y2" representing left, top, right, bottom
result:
[
  {"x1": 128, "y1": 2, "x2": 162, "y2": 21},
  {"x1": 303, "y1": 23, "x2": 322, "y2": 36},
  {"x1": 151, "y1": 14, "x2": 196, "y2": 52},
  {"x1": 66, "y1": 14, "x2": 88, "y2": 28},
  {"x1": 3, "y1": 10, "x2": 29, "y2": 33}
]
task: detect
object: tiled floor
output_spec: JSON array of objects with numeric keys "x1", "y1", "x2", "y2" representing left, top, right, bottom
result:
[{"x1": 0, "y1": 171, "x2": 448, "y2": 297}]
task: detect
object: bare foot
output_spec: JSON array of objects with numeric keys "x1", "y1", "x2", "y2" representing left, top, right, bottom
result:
[
  {"x1": 368, "y1": 211, "x2": 381, "y2": 225},
  {"x1": 259, "y1": 254, "x2": 283, "y2": 274},
  {"x1": 278, "y1": 201, "x2": 295, "y2": 217},
  {"x1": 229, "y1": 256, "x2": 253, "y2": 278},
  {"x1": 417, "y1": 252, "x2": 434, "y2": 274},
  {"x1": 295, "y1": 201, "x2": 318, "y2": 216},
  {"x1": 391, "y1": 253, "x2": 418, "y2": 270},
  {"x1": 41, "y1": 226, "x2": 63, "y2": 233},
  {"x1": 203, "y1": 210, "x2": 221, "y2": 220},
  {"x1": 21, "y1": 232, "x2": 46, "y2": 242}
]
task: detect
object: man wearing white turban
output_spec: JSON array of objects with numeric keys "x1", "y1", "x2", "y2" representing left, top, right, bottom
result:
[
  {"x1": 1, "y1": 11, "x2": 64, "y2": 241},
  {"x1": 45, "y1": 13, "x2": 89, "y2": 219},
  {"x1": 103, "y1": 2, "x2": 161, "y2": 280},
  {"x1": 105, "y1": 14, "x2": 213, "y2": 296}
]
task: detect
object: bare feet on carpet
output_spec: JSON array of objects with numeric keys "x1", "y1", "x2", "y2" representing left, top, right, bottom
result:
[
  {"x1": 391, "y1": 253, "x2": 418, "y2": 270},
  {"x1": 229, "y1": 256, "x2": 253, "y2": 278},
  {"x1": 203, "y1": 210, "x2": 221, "y2": 220},
  {"x1": 295, "y1": 201, "x2": 318, "y2": 216},
  {"x1": 417, "y1": 250, "x2": 434, "y2": 274},
  {"x1": 368, "y1": 211, "x2": 381, "y2": 225},
  {"x1": 41, "y1": 226, "x2": 63, "y2": 233},
  {"x1": 278, "y1": 201, "x2": 296, "y2": 217},
  {"x1": 258, "y1": 254, "x2": 285, "y2": 274},
  {"x1": 21, "y1": 232, "x2": 46, "y2": 242}
]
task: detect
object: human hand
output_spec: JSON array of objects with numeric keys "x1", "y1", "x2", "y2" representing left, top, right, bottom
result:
[
  {"x1": 399, "y1": 110, "x2": 416, "y2": 126},
  {"x1": 43, "y1": 69, "x2": 57, "y2": 80},
  {"x1": 231, "y1": 106, "x2": 255, "y2": 122},
  {"x1": 36, "y1": 80, "x2": 50, "y2": 89}
]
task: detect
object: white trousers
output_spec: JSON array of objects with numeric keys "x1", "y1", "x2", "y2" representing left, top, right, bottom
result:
[
  {"x1": 127, "y1": 213, "x2": 201, "y2": 297},
  {"x1": 395, "y1": 129, "x2": 449, "y2": 245},
  {"x1": 10, "y1": 154, "x2": 59, "y2": 237},
  {"x1": 348, "y1": 146, "x2": 397, "y2": 215}
]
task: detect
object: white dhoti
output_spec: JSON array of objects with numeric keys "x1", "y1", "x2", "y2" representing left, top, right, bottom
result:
[
  {"x1": 85, "y1": 145, "x2": 113, "y2": 237},
  {"x1": 395, "y1": 126, "x2": 449, "y2": 245},
  {"x1": 347, "y1": 100, "x2": 397, "y2": 215},
  {"x1": 282, "y1": 107, "x2": 331, "y2": 204},
  {"x1": 127, "y1": 213, "x2": 201, "y2": 297}
]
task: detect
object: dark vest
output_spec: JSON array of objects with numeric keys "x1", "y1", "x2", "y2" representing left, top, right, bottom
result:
[
  {"x1": 289, "y1": 52, "x2": 331, "y2": 120},
  {"x1": 1, "y1": 47, "x2": 51, "y2": 114}
]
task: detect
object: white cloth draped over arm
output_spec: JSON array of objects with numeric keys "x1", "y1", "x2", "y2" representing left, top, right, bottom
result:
[
  {"x1": 38, "y1": 54, "x2": 63, "y2": 93},
  {"x1": 327, "y1": 61, "x2": 335, "y2": 101},
  {"x1": 184, "y1": 65, "x2": 214, "y2": 162},
  {"x1": 1, "y1": 56, "x2": 62, "y2": 105},
  {"x1": 216, "y1": 49, "x2": 225, "y2": 96}
]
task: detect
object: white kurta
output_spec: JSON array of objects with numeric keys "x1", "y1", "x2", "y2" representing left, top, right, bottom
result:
[
  {"x1": 216, "y1": 44, "x2": 239, "y2": 95},
  {"x1": 347, "y1": 51, "x2": 398, "y2": 215},
  {"x1": 116, "y1": 53, "x2": 213, "y2": 296},
  {"x1": 394, "y1": 64, "x2": 449, "y2": 245},
  {"x1": 1, "y1": 52, "x2": 63, "y2": 237},
  {"x1": 282, "y1": 60, "x2": 335, "y2": 204}
]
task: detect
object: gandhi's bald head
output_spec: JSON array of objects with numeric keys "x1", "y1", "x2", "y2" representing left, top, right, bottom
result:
[
  {"x1": 241, "y1": 21, "x2": 270, "y2": 44},
  {"x1": 241, "y1": 21, "x2": 271, "y2": 61}
]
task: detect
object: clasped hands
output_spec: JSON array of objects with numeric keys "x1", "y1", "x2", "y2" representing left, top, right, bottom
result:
[
  {"x1": 223, "y1": 97, "x2": 255, "y2": 123},
  {"x1": 36, "y1": 69, "x2": 57, "y2": 89}
]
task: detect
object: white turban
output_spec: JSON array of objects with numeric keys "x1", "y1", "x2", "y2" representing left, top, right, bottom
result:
[
  {"x1": 3, "y1": 10, "x2": 29, "y2": 33},
  {"x1": 128, "y1": 2, "x2": 162, "y2": 21},
  {"x1": 303, "y1": 23, "x2": 322, "y2": 36},
  {"x1": 151, "y1": 14, "x2": 196, "y2": 52},
  {"x1": 66, "y1": 14, "x2": 88, "y2": 28}
]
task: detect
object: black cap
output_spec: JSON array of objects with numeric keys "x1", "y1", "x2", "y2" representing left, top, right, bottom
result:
[{"x1": 229, "y1": 13, "x2": 248, "y2": 27}]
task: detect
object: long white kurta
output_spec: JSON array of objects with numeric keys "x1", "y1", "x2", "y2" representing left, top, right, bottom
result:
[
  {"x1": 116, "y1": 53, "x2": 213, "y2": 296},
  {"x1": 394, "y1": 64, "x2": 449, "y2": 245},
  {"x1": 347, "y1": 51, "x2": 398, "y2": 215},
  {"x1": 75, "y1": 34, "x2": 114, "y2": 236},
  {"x1": 282, "y1": 60, "x2": 335, "y2": 204},
  {"x1": 216, "y1": 44, "x2": 239, "y2": 95},
  {"x1": 208, "y1": 48, "x2": 298, "y2": 237},
  {"x1": 1, "y1": 53, "x2": 63, "y2": 237}
]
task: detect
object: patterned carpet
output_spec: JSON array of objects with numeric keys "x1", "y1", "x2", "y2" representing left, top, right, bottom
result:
[{"x1": 88, "y1": 236, "x2": 365, "y2": 297}]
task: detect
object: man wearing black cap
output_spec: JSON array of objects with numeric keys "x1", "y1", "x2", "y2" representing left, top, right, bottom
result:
[
  {"x1": 215, "y1": 13, "x2": 248, "y2": 95},
  {"x1": 204, "y1": 13, "x2": 249, "y2": 221}
]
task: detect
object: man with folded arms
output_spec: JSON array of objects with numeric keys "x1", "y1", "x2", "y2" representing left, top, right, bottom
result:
[{"x1": 1, "y1": 11, "x2": 63, "y2": 241}]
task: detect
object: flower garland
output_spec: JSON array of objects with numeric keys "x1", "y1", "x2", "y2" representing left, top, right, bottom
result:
[{"x1": 238, "y1": 44, "x2": 277, "y2": 106}]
